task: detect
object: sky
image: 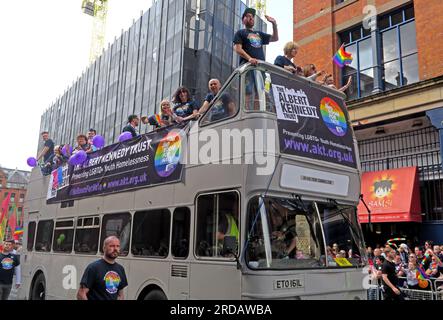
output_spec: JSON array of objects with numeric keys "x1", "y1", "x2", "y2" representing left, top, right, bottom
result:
[{"x1": 0, "y1": 0, "x2": 292, "y2": 171}]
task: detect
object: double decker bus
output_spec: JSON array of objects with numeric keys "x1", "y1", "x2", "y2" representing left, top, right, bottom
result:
[{"x1": 20, "y1": 61, "x2": 367, "y2": 300}]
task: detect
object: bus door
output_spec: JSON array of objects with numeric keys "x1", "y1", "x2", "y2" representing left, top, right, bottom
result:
[{"x1": 190, "y1": 191, "x2": 241, "y2": 299}]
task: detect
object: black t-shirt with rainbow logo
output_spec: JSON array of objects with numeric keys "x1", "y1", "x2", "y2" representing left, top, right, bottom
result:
[
  {"x1": 80, "y1": 259, "x2": 128, "y2": 300},
  {"x1": 233, "y1": 29, "x2": 272, "y2": 65},
  {"x1": 0, "y1": 253, "x2": 20, "y2": 285}
]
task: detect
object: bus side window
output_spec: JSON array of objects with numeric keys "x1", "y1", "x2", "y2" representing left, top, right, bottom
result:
[
  {"x1": 27, "y1": 221, "x2": 36, "y2": 251},
  {"x1": 196, "y1": 191, "x2": 239, "y2": 258},
  {"x1": 100, "y1": 213, "x2": 131, "y2": 256},
  {"x1": 52, "y1": 220, "x2": 75, "y2": 253},
  {"x1": 200, "y1": 75, "x2": 240, "y2": 125},
  {"x1": 35, "y1": 220, "x2": 54, "y2": 253},
  {"x1": 132, "y1": 209, "x2": 170, "y2": 258},
  {"x1": 172, "y1": 207, "x2": 191, "y2": 259},
  {"x1": 74, "y1": 216, "x2": 100, "y2": 255}
]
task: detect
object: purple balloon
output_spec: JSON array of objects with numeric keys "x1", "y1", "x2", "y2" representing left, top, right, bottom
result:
[
  {"x1": 62, "y1": 145, "x2": 73, "y2": 157},
  {"x1": 119, "y1": 131, "x2": 133, "y2": 142},
  {"x1": 69, "y1": 150, "x2": 88, "y2": 166},
  {"x1": 27, "y1": 157, "x2": 37, "y2": 167},
  {"x1": 92, "y1": 135, "x2": 105, "y2": 148}
]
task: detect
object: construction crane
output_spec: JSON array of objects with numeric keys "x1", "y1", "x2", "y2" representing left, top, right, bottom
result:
[{"x1": 81, "y1": 0, "x2": 109, "y2": 63}]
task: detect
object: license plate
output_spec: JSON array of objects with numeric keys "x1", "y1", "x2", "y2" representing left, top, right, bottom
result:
[{"x1": 273, "y1": 278, "x2": 304, "y2": 290}]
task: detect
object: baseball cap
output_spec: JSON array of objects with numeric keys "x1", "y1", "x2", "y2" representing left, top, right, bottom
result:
[
  {"x1": 242, "y1": 8, "x2": 256, "y2": 19},
  {"x1": 4, "y1": 239, "x2": 14, "y2": 244}
]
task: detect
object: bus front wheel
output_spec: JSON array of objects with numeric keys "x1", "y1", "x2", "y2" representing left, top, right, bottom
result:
[
  {"x1": 143, "y1": 289, "x2": 167, "y2": 300},
  {"x1": 30, "y1": 273, "x2": 46, "y2": 300}
]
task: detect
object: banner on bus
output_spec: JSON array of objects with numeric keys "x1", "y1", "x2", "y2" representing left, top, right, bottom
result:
[
  {"x1": 46, "y1": 123, "x2": 188, "y2": 204},
  {"x1": 270, "y1": 74, "x2": 357, "y2": 168}
]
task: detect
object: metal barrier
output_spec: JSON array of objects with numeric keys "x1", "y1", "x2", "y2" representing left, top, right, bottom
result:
[
  {"x1": 435, "y1": 280, "x2": 443, "y2": 300},
  {"x1": 366, "y1": 276, "x2": 442, "y2": 300}
]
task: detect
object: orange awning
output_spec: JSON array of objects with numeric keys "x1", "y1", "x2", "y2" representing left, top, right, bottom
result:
[{"x1": 358, "y1": 167, "x2": 422, "y2": 223}]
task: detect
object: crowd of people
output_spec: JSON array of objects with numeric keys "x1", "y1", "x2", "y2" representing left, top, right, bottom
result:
[{"x1": 367, "y1": 240, "x2": 443, "y2": 300}]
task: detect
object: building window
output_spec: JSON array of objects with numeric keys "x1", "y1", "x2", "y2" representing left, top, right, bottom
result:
[
  {"x1": 340, "y1": 5, "x2": 417, "y2": 99},
  {"x1": 10, "y1": 193, "x2": 15, "y2": 202},
  {"x1": 19, "y1": 194, "x2": 25, "y2": 203}
]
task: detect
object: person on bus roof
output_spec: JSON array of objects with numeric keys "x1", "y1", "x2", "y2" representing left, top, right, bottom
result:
[
  {"x1": 233, "y1": 8, "x2": 279, "y2": 66},
  {"x1": 274, "y1": 41, "x2": 302, "y2": 75},
  {"x1": 171, "y1": 87, "x2": 199, "y2": 123},
  {"x1": 122, "y1": 115, "x2": 140, "y2": 138}
]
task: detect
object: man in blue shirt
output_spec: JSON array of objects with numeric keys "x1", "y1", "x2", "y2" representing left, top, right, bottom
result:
[{"x1": 233, "y1": 8, "x2": 279, "y2": 65}]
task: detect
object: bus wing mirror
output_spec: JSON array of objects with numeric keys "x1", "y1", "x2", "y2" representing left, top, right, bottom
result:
[
  {"x1": 223, "y1": 236, "x2": 241, "y2": 270},
  {"x1": 223, "y1": 236, "x2": 237, "y2": 254}
]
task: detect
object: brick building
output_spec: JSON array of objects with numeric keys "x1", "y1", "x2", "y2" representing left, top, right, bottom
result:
[
  {"x1": 293, "y1": 0, "x2": 443, "y2": 245},
  {"x1": 0, "y1": 167, "x2": 30, "y2": 239}
]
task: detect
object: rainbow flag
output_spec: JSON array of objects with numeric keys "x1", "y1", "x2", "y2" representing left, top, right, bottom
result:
[
  {"x1": 333, "y1": 44, "x2": 353, "y2": 68},
  {"x1": 14, "y1": 227, "x2": 23, "y2": 236},
  {"x1": 416, "y1": 265, "x2": 430, "y2": 280}
]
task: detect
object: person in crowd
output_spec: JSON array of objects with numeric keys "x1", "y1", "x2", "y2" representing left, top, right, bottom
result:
[
  {"x1": 36, "y1": 131, "x2": 55, "y2": 176},
  {"x1": 303, "y1": 63, "x2": 326, "y2": 81},
  {"x1": 427, "y1": 254, "x2": 441, "y2": 278},
  {"x1": 323, "y1": 74, "x2": 352, "y2": 92},
  {"x1": 425, "y1": 240, "x2": 433, "y2": 251},
  {"x1": 326, "y1": 246, "x2": 336, "y2": 264},
  {"x1": 370, "y1": 249, "x2": 384, "y2": 281},
  {"x1": 332, "y1": 243, "x2": 339, "y2": 256},
  {"x1": 367, "y1": 246, "x2": 374, "y2": 262},
  {"x1": 394, "y1": 252, "x2": 405, "y2": 277},
  {"x1": 0, "y1": 239, "x2": 21, "y2": 300},
  {"x1": 122, "y1": 115, "x2": 140, "y2": 138},
  {"x1": 398, "y1": 243, "x2": 409, "y2": 267},
  {"x1": 74, "y1": 134, "x2": 94, "y2": 154},
  {"x1": 233, "y1": 8, "x2": 278, "y2": 66},
  {"x1": 382, "y1": 244, "x2": 404, "y2": 300},
  {"x1": 434, "y1": 245, "x2": 443, "y2": 261},
  {"x1": 77, "y1": 236, "x2": 128, "y2": 300},
  {"x1": 405, "y1": 260, "x2": 419, "y2": 290},
  {"x1": 52, "y1": 145, "x2": 69, "y2": 169},
  {"x1": 274, "y1": 41, "x2": 302, "y2": 74},
  {"x1": 143, "y1": 100, "x2": 178, "y2": 129}
]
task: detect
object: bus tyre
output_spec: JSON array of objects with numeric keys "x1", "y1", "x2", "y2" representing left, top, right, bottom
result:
[
  {"x1": 143, "y1": 289, "x2": 167, "y2": 300},
  {"x1": 31, "y1": 273, "x2": 46, "y2": 300}
]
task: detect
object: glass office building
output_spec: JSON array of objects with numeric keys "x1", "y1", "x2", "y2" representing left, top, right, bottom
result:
[{"x1": 39, "y1": 0, "x2": 266, "y2": 147}]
